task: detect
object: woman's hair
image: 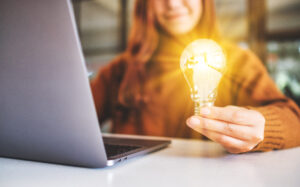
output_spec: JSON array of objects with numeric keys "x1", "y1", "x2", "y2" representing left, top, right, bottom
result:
[{"x1": 119, "y1": 0, "x2": 220, "y2": 107}]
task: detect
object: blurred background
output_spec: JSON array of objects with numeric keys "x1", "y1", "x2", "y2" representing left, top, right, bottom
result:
[{"x1": 72, "y1": 0, "x2": 300, "y2": 106}]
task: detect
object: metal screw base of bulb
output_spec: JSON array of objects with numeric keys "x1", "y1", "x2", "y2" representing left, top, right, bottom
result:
[{"x1": 194, "y1": 102, "x2": 214, "y2": 116}]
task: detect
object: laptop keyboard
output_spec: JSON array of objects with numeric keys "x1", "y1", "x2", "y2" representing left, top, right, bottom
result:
[{"x1": 104, "y1": 143, "x2": 142, "y2": 158}]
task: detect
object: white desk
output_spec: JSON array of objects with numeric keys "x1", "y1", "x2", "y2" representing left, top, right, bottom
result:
[{"x1": 1, "y1": 134, "x2": 300, "y2": 187}]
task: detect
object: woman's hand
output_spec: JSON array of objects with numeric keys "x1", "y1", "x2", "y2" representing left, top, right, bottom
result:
[{"x1": 186, "y1": 105, "x2": 265, "y2": 153}]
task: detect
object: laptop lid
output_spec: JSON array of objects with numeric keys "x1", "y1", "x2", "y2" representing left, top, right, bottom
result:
[{"x1": 0, "y1": 0, "x2": 108, "y2": 167}]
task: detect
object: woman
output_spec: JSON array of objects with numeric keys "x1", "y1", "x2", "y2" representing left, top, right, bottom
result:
[{"x1": 91, "y1": 0, "x2": 300, "y2": 153}]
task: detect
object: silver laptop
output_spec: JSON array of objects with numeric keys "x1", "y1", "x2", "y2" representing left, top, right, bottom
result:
[{"x1": 0, "y1": 0, "x2": 170, "y2": 168}]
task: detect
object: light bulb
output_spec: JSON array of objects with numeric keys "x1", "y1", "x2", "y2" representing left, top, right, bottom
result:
[{"x1": 180, "y1": 39, "x2": 226, "y2": 115}]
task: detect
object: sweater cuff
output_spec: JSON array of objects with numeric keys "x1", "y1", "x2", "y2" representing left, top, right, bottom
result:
[{"x1": 247, "y1": 106, "x2": 284, "y2": 152}]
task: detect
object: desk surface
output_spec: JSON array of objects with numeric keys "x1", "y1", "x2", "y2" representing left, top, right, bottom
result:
[{"x1": 1, "y1": 134, "x2": 300, "y2": 187}]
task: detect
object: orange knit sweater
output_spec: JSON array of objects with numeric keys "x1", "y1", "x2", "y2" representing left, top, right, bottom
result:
[{"x1": 91, "y1": 39, "x2": 300, "y2": 152}]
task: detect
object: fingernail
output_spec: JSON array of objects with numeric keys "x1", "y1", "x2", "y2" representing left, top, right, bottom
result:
[
  {"x1": 200, "y1": 107, "x2": 210, "y2": 116},
  {"x1": 187, "y1": 116, "x2": 201, "y2": 126}
]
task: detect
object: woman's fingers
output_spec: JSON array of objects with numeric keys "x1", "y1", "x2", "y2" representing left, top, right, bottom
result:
[
  {"x1": 199, "y1": 106, "x2": 264, "y2": 126},
  {"x1": 187, "y1": 116, "x2": 255, "y2": 141},
  {"x1": 186, "y1": 121, "x2": 253, "y2": 153},
  {"x1": 186, "y1": 106, "x2": 266, "y2": 153}
]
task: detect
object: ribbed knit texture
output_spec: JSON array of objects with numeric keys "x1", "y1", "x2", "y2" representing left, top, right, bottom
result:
[{"x1": 250, "y1": 106, "x2": 284, "y2": 151}]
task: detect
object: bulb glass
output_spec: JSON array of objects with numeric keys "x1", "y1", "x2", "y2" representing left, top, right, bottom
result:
[{"x1": 180, "y1": 39, "x2": 226, "y2": 115}]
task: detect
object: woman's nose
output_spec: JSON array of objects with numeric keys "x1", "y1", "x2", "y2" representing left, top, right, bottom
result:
[{"x1": 166, "y1": 0, "x2": 184, "y2": 9}]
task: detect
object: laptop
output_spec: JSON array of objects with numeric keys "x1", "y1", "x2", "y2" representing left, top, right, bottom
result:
[{"x1": 0, "y1": 0, "x2": 171, "y2": 168}]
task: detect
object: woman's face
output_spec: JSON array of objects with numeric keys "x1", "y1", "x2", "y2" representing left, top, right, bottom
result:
[{"x1": 153, "y1": 0, "x2": 202, "y2": 36}]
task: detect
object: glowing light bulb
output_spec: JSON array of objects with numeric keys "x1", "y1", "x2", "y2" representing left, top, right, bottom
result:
[{"x1": 180, "y1": 39, "x2": 226, "y2": 115}]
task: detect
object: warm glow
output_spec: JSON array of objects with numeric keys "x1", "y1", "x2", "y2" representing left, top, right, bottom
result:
[{"x1": 180, "y1": 39, "x2": 226, "y2": 115}]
